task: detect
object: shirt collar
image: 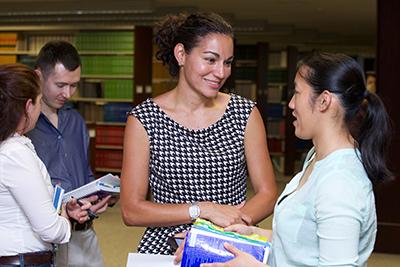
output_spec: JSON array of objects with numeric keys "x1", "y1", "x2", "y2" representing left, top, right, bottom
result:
[{"x1": 12, "y1": 133, "x2": 36, "y2": 152}]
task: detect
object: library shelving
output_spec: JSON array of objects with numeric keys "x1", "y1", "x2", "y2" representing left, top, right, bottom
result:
[
  {"x1": 152, "y1": 44, "x2": 177, "y2": 98},
  {"x1": 232, "y1": 43, "x2": 308, "y2": 176},
  {"x1": 0, "y1": 25, "x2": 153, "y2": 175}
]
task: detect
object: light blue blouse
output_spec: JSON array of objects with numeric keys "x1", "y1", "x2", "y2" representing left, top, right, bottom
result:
[{"x1": 270, "y1": 148, "x2": 376, "y2": 267}]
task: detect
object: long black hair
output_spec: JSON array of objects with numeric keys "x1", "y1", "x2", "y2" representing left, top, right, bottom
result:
[
  {"x1": 155, "y1": 12, "x2": 233, "y2": 77},
  {"x1": 298, "y1": 51, "x2": 392, "y2": 184}
]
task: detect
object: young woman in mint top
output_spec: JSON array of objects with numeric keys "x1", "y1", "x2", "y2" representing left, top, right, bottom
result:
[{"x1": 201, "y1": 52, "x2": 392, "y2": 267}]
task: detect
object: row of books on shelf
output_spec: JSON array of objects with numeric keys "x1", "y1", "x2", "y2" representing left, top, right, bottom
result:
[
  {"x1": 266, "y1": 119, "x2": 285, "y2": 137},
  {"x1": 0, "y1": 33, "x2": 17, "y2": 64},
  {"x1": 77, "y1": 80, "x2": 134, "y2": 99},
  {"x1": 27, "y1": 34, "x2": 74, "y2": 52},
  {"x1": 234, "y1": 66, "x2": 257, "y2": 80},
  {"x1": 94, "y1": 124, "x2": 125, "y2": 171},
  {"x1": 80, "y1": 55, "x2": 133, "y2": 76},
  {"x1": 268, "y1": 138, "x2": 284, "y2": 153},
  {"x1": 269, "y1": 51, "x2": 288, "y2": 69},
  {"x1": 268, "y1": 69, "x2": 287, "y2": 83},
  {"x1": 72, "y1": 102, "x2": 132, "y2": 123},
  {"x1": 235, "y1": 45, "x2": 258, "y2": 60},
  {"x1": 95, "y1": 149, "x2": 123, "y2": 170},
  {"x1": 75, "y1": 31, "x2": 134, "y2": 51},
  {"x1": 96, "y1": 125, "x2": 125, "y2": 146},
  {"x1": 3, "y1": 31, "x2": 133, "y2": 53},
  {"x1": 234, "y1": 83, "x2": 257, "y2": 101},
  {"x1": 0, "y1": 33, "x2": 17, "y2": 45},
  {"x1": 266, "y1": 103, "x2": 286, "y2": 118}
]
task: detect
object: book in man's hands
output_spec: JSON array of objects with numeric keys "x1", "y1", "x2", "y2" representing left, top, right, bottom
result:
[
  {"x1": 181, "y1": 218, "x2": 271, "y2": 267},
  {"x1": 62, "y1": 173, "x2": 120, "y2": 202}
]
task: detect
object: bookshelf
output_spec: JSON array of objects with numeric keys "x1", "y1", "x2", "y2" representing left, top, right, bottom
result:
[
  {"x1": 234, "y1": 44, "x2": 258, "y2": 101},
  {"x1": 152, "y1": 44, "x2": 177, "y2": 98},
  {"x1": 0, "y1": 25, "x2": 153, "y2": 175},
  {"x1": 232, "y1": 43, "x2": 307, "y2": 176}
]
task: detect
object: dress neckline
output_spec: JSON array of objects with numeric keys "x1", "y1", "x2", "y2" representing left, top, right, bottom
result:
[{"x1": 148, "y1": 94, "x2": 235, "y2": 133}]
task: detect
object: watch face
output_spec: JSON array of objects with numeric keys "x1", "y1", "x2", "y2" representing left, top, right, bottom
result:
[{"x1": 189, "y1": 204, "x2": 200, "y2": 220}]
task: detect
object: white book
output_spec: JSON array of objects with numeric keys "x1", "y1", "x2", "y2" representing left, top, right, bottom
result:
[{"x1": 62, "y1": 173, "x2": 120, "y2": 203}]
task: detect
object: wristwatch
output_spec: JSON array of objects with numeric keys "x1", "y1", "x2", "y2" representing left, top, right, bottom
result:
[{"x1": 188, "y1": 202, "x2": 201, "y2": 221}]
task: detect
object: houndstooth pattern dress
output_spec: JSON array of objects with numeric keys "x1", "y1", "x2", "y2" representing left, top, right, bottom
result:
[{"x1": 128, "y1": 94, "x2": 255, "y2": 254}]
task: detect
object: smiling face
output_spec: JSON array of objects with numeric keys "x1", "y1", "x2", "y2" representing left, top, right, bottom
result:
[
  {"x1": 40, "y1": 63, "x2": 81, "y2": 112},
  {"x1": 288, "y1": 68, "x2": 319, "y2": 140},
  {"x1": 178, "y1": 33, "x2": 234, "y2": 98}
]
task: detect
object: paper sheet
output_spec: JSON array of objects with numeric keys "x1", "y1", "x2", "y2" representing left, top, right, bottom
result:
[{"x1": 126, "y1": 253, "x2": 177, "y2": 267}]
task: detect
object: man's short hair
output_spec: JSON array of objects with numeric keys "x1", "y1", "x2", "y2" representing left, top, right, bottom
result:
[{"x1": 36, "y1": 40, "x2": 81, "y2": 77}]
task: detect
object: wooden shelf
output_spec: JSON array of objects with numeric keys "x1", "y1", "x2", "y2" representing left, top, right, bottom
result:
[
  {"x1": 95, "y1": 168, "x2": 121, "y2": 173},
  {"x1": 81, "y1": 74, "x2": 133, "y2": 79},
  {"x1": 235, "y1": 59, "x2": 257, "y2": 67},
  {"x1": 0, "y1": 50, "x2": 133, "y2": 56},
  {"x1": 70, "y1": 97, "x2": 133, "y2": 103},
  {"x1": 96, "y1": 145, "x2": 123, "y2": 150},
  {"x1": 268, "y1": 82, "x2": 287, "y2": 86},
  {"x1": 235, "y1": 79, "x2": 255, "y2": 84},
  {"x1": 79, "y1": 51, "x2": 134, "y2": 56},
  {"x1": 95, "y1": 121, "x2": 126, "y2": 126},
  {"x1": 0, "y1": 25, "x2": 135, "y2": 32}
]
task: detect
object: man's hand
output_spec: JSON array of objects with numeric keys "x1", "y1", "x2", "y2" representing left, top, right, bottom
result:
[
  {"x1": 81, "y1": 195, "x2": 112, "y2": 214},
  {"x1": 63, "y1": 198, "x2": 91, "y2": 223}
]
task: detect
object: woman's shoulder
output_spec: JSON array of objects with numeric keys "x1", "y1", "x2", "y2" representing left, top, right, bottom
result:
[
  {"x1": 315, "y1": 149, "x2": 372, "y2": 194},
  {"x1": 229, "y1": 93, "x2": 256, "y2": 106},
  {"x1": 0, "y1": 136, "x2": 35, "y2": 165},
  {"x1": 129, "y1": 98, "x2": 155, "y2": 115}
]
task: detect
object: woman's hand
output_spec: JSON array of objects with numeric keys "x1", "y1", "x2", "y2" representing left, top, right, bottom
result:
[
  {"x1": 224, "y1": 224, "x2": 273, "y2": 240},
  {"x1": 62, "y1": 198, "x2": 91, "y2": 223},
  {"x1": 200, "y1": 202, "x2": 252, "y2": 227},
  {"x1": 224, "y1": 224, "x2": 255, "y2": 235},
  {"x1": 173, "y1": 233, "x2": 186, "y2": 265},
  {"x1": 200, "y1": 243, "x2": 268, "y2": 267}
]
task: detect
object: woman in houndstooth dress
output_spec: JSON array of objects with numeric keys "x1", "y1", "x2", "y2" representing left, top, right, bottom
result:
[{"x1": 120, "y1": 12, "x2": 278, "y2": 254}]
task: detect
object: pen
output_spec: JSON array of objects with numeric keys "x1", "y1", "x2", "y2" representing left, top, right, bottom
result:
[{"x1": 75, "y1": 198, "x2": 99, "y2": 220}]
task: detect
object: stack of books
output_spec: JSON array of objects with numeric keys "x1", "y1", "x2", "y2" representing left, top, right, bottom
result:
[{"x1": 181, "y1": 218, "x2": 271, "y2": 267}]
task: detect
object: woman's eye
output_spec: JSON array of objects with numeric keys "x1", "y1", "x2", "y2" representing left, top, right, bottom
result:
[
  {"x1": 224, "y1": 60, "x2": 233, "y2": 66},
  {"x1": 205, "y1": 58, "x2": 216, "y2": 64}
]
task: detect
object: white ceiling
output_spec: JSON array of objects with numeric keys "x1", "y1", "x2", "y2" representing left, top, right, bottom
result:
[{"x1": 0, "y1": 0, "x2": 377, "y2": 54}]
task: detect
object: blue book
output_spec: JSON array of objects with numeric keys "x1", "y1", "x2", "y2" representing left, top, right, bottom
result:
[
  {"x1": 53, "y1": 184, "x2": 64, "y2": 213},
  {"x1": 181, "y1": 219, "x2": 271, "y2": 267}
]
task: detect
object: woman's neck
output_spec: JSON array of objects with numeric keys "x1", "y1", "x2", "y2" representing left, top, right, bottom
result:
[{"x1": 313, "y1": 126, "x2": 355, "y2": 161}]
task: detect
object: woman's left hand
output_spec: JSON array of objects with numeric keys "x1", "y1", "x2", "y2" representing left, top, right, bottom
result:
[
  {"x1": 200, "y1": 243, "x2": 268, "y2": 267},
  {"x1": 173, "y1": 233, "x2": 186, "y2": 265}
]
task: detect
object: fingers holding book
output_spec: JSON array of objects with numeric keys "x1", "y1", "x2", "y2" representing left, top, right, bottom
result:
[{"x1": 63, "y1": 197, "x2": 92, "y2": 223}]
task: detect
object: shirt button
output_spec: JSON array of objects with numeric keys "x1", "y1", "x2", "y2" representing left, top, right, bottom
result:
[
  {"x1": 65, "y1": 153, "x2": 67, "y2": 158},
  {"x1": 58, "y1": 135, "x2": 61, "y2": 139}
]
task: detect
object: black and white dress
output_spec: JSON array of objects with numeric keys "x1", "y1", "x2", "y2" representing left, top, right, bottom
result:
[{"x1": 128, "y1": 94, "x2": 255, "y2": 254}]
